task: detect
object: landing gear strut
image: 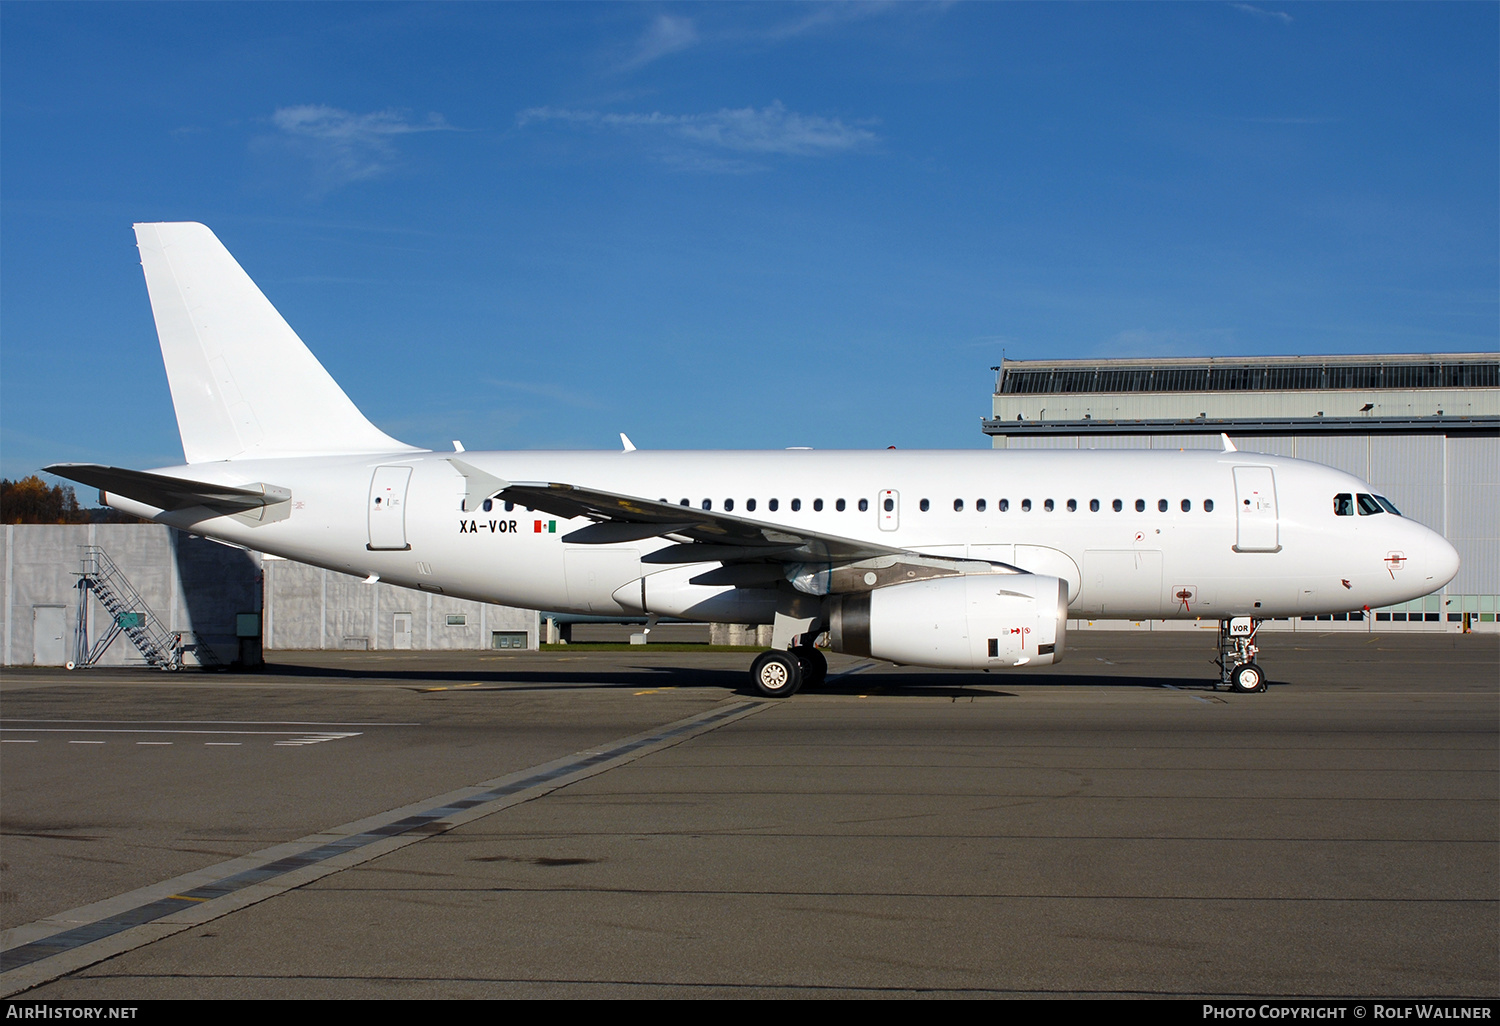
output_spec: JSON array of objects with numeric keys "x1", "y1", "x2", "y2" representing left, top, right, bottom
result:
[
  {"x1": 793, "y1": 644, "x2": 827, "y2": 689},
  {"x1": 1217, "y1": 617, "x2": 1266, "y2": 693}
]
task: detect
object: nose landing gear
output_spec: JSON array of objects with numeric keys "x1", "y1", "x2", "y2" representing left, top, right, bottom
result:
[{"x1": 1218, "y1": 617, "x2": 1266, "y2": 693}]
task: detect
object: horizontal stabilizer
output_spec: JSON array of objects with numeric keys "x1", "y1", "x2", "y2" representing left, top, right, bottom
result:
[{"x1": 45, "y1": 463, "x2": 290, "y2": 513}]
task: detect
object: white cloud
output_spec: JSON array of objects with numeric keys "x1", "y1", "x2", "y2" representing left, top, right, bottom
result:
[
  {"x1": 622, "y1": 14, "x2": 700, "y2": 70},
  {"x1": 1229, "y1": 3, "x2": 1293, "y2": 25},
  {"x1": 265, "y1": 105, "x2": 456, "y2": 191},
  {"x1": 616, "y1": 3, "x2": 912, "y2": 70},
  {"x1": 517, "y1": 101, "x2": 877, "y2": 164}
]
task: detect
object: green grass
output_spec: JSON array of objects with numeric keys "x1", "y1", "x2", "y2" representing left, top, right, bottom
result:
[{"x1": 539, "y1": 643, "x2": 763, "y2": 653}]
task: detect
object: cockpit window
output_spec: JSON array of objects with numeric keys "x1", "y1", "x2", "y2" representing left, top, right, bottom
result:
[
  {"x1": 1375, "y1": 495, "x2": 1402, "y2": 516},
  {"x1": 1334, "y1": 493, "x2": 1354, "y2": 516},
  {"x1": 1357, "y1": 493, "x2": 1384, "y2": 515}
]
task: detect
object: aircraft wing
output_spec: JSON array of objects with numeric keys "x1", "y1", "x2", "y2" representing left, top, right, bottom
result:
[
  {"x1": 501, "y1": 480, "x2": 904, "y2": 564},
  {"x1": 44, "y1": 463, "x2": 290, "y2": 513}
]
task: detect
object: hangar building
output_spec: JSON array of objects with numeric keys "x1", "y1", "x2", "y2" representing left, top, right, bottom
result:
[
  {"x1": 983, "y1": 353, "x2": 1498, "y2": 629},
  {"x1": 1, "y1": 524, "x2": 538, "y2": 667}
]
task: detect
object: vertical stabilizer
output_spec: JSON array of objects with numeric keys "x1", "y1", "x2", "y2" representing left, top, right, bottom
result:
[{"x1": 134, "y1": 222, "x2": 421, "y2": 463}]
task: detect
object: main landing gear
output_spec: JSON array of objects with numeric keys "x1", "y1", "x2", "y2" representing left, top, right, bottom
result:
[
  {"x1": 749, "y1": 642, "x2": 827, "y2": 698},
  {"x1": 1217, "y1": 617, "x2": 1266, "y2": 693}
]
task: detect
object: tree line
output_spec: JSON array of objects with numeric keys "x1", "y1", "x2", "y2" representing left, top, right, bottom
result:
[{"x1": 0, "y1": 476, "x2": 142, "y2": 524}]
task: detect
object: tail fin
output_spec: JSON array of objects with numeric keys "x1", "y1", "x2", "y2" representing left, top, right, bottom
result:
[{"x1": 134, "y1": 222, "x2": 420, "y2": 463}]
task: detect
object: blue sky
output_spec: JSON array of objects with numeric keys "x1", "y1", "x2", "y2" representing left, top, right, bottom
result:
[{"x1": 3, "y1": 2, "x2": 1495, "y2": 480}]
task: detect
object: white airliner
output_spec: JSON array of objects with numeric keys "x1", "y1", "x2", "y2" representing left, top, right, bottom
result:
[{"x1": 48, "y1": 223, "x2": 1460, "y2": 696}]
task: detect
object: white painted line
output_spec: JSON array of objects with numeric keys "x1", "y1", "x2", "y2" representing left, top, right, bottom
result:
[
  {"x1": 1, "y1": 739, "x2": 38, "y2": 744},
  {"x1": 4, "y1": 728, "x2": 352, "y2": 737},
  {"x1": 203, "y1": 742, "x2": 241, "y2": 747},
  {"x1": 68, "y1": 741, "x2": 105, "y2": 745},
  {"x1": 136, "y1": 742, "x2": 172, "y2": 746},
  {"x1": 2, "y1": 719, "x2": 418, "y2": 726}
]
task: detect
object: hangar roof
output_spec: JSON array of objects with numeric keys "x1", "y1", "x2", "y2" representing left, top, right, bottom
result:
[{"x1": 994, "y1": 354, "x2": 1498, "y2": 396}]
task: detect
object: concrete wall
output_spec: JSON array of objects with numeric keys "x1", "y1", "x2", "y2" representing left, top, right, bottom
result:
[
  {"x1": 0, "y1": 525, "x2": 540, "y2": 664},
  {"x1": 1, "y1": 524, "x2": 261, "y2": 666},
  {"x1": 261, "y1": 557, "x2": 537, "y2": 651}
]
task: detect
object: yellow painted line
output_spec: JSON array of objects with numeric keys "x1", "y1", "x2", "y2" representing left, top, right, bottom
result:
[
  {"x1": 634, "y1": 687, "x2": 678, "y2": 696},
  {"x1": 166, "y1": 895, "x2": 208, "y2": 903}
]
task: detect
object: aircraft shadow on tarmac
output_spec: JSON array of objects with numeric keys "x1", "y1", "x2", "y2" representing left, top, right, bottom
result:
[{"x1": 252, "y1": 660, "x2": 1242, "y2": 697}]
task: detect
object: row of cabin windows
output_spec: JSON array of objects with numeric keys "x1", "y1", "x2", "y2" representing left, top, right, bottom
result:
[
  {"x1": 665, "y1": 497, "x2": 866, "y2": 513},
  {"x1": 485, "y1": 496, "x2": 1218, "y2": 514},
  {"x1": 922, "y1": 497, "x2": 1214, "y2": 513}
]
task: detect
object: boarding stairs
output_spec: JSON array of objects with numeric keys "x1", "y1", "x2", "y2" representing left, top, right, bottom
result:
[{"x1": 72, "y1": 545, "x2": 220, "y2": 670}]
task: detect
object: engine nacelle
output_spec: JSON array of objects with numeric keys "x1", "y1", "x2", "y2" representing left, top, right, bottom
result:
[{"x1": 826, "y1": 574, "x2": 1068, "y2": 669}]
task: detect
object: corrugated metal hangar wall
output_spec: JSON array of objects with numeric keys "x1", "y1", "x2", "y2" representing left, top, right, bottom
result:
[{"x1": 985, "y1": 354, "x2": 1498, "y2": 629}]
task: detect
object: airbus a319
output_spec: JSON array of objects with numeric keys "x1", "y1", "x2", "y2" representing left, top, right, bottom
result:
[{"x1": 49, "y1": 224, "x2": 1460, "y2": 696}]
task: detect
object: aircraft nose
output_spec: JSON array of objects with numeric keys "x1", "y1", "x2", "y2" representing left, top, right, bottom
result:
[{"x1": 1422, "y1": 530, "x2": 1461, "y2": 591}]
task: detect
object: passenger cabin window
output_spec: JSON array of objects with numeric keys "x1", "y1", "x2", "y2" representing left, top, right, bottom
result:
[
  {"x1": 769, "y1": 499, "x2": 779, "y2": 511},
  {"x1": 725, "y1": 499, "x2": 734, "y2": 512},
  {"x1": 1357, "y1": 493, "x2": 1384, "y2": 515},
  {"x1": 999, "y1": 499, "x2": 1010, "y2": 512},
  {"x1": 814, "y1": 499, "x2": 824, "y2": 511},
  {"x1": 920, "y1": 499, "x2": 930, "y2": 512},
  {"x1": 1158, "y1": 499, "x2": 1168, "y2": 512},
  {"x1": 1043, "y1": 499, "x2": 1054, "y2": 512},
  {"x1": 836, "y1": 498, "x2": 846, "y2": 512},
  {"x1": 1135, "y1": 499, "x2": 1146, "y2": 512},
  {"x1": 1181, "y1": 499, "x2": 1191, "y2": 512},
  {"x1": 747, "y1": 499, "x2": 757, "y2": 512},
  {"x1": 1334, "y1": 493, "x2": 1355, "y2": 516},
  {"x1": 791, "y1": 498, "x2": 802, "y2": 511},
  {"x1": 1067, "y1": 499, "x2": 1077, "y2": 512},
  {"x1": 482, "y1": 499, "x2": 493, "y2": 512},
  {"x1": 1090, "y1": 499, "x2": 1100, "y2": 512},
  {"x1": 1112, "y1": 499, "x2": 1123, "y2": 512},
  {"x1": 1204, "y1": 499, "x2": 1214, "y2": 512},
  {"x1": 504, "y1": 501, "x2": 514, "y2": 512},
  {"x1": 976, "y1": 498, "x2": 987, "y2": 512},
  {"x1": 954, "y1": 499, "x2": 964, "y2": 512},
  {"x1": 1021, "y1": 499, "x2": 1032, "y2": 512},
  {"x1": 702, "y1": 499, "x2": 711, "y2": 510}
]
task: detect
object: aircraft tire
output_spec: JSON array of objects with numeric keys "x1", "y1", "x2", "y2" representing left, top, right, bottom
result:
[
  {"x1": 751, "y1": 650, "x2": 801, "y2": 698},
  {"x1": 794, "y1": 647, "x2": 827, "y2": 689},
  {"x1": 1230, "y1": 662, "x2": 1266, "y2": 693}
]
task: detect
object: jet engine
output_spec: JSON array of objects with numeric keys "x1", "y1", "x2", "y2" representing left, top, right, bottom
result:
[{"x1": 826, "y1": 573, "x2": 1068, "y2": 669}]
